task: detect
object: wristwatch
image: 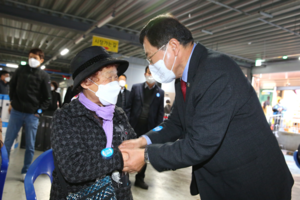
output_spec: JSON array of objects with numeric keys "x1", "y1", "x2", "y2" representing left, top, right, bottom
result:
[{"x1": 144, "y1": 147, "x2": 150, "y2": 164}]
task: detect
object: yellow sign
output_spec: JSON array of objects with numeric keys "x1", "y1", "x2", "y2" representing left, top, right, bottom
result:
[{"x1": 92, "y1": 36, "x2": 119, "y2": 53}]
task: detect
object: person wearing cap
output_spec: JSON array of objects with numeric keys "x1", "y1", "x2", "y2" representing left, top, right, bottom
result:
[
  {"x1": 116, "y1": 74, "x2": 131, "y2": 112},
  {"x1": 50, "y1": 46, "x2": 136, "y2": 200},
  {"x1": 125, "y1": 65, "x2": 164, "y2": 189},
  {"x1": 0, "y1": 70, "x2": 10, "y2": 94},
  {"x1": 119, "y1": 15, "x2": 293, "y2": 199}
]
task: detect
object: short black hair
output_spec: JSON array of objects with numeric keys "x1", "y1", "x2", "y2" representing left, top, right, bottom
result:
[
  {"x1": 119, "y1": 74, "x2": 127, "y2": 79},
  {"x1": 145, "y1": 66, "x2": 149, "y2": 73},
  {"x1": 51, "y1": 81, "x2": 58, "y2": 91},
  {"x1": 139, "y1": 14, "x2": 194, "y2": 48},
  {"x1": 29, "y1": 48, "x2": 44, "y2": 60},
  {"x1": 0, "y1": 70, "x2": 9, "y2": 76}
]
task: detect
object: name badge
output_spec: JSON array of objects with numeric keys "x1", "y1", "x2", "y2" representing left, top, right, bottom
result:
[
  {"x1": 153, "y1": 126, "x2": 163, "y2": 132},
  {"x1": 101, "y1": 147, "x2": 114, "y2": 159}
]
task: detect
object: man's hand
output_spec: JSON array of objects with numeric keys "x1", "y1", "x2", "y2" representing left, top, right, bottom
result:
[
  {"x1": 120, "y1": 148, "x2": 145, "y2": 173},
  {"x1": 8, "y1": 104, "x2": 12, "y2": 114},
  {"x1": 119, "y1": 137, "x2": 147, "y2": 150}
]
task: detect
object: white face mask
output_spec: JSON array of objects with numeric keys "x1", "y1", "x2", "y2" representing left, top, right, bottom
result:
[
  {"x1": 51, "y1": 86, "x2": 55, "y2": 91},
  {"x1": 145, "y1": 75, "x2": 156, "y2": 84},
  {"x1": 88, "y1": 80, "x2": 121, "y2": 106},
  {"x1": 119, "y1": 80, "x2": 126, "y2": 87},
  {"x1": 4, "y1": 77, "x2": 10, "y2": 82},
  {"x1": 28, "y1": 58, "x2": 41, "y2": 68},
  {"x1": 149, "y1": 42, "x2": 177, "y2": 83}
]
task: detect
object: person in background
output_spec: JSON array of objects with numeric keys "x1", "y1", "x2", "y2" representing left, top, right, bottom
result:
[
  {"x1": 4, "y1": 48, "x2": 51, "y2": 181},
  {"x1": 164, "y1": 99, "x2": 172, "y2": 115},
  {"x1": 125, "y1": 66, "x2": 164, "y2": 189},
  {"x1": 263, "y1": 96, "x2": 270, "y2": 109},
  {"x1": 44, "y1": 81, "x2": 62, "y2": 116},
  {"x1": 0, "y1": 70, "x2": 10, "y2": 94},
  {"x1": 116, "y1": 74, "x2": 131, "y2": 112},
  {"x1": 273, "y1": 99, "x2": 286, "y2": 115},
  {"x1": 50, "y1": 46, "x2": 135, "y2": 200},
  {"x1": 62, "y1": 85, "x2": 77, "y2": 106}
]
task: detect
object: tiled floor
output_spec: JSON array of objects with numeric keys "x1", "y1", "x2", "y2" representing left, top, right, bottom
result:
[{"x1": 2, "y1": 148, "x2": 300, "y2": 200}]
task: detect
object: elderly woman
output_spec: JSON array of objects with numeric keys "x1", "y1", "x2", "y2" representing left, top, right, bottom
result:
[{"x1": 50, "y1": 46, "x2": 136, "y2": 200}]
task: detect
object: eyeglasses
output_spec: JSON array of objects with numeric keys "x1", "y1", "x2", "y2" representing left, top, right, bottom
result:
[{"x1": 146, "y1": 44, "x2": 166, "y2": 64}]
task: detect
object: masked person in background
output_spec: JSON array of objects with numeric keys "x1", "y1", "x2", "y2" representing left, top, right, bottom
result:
[
  {"x1": 5, "y1": 48, "x2": 51, "y2": 181},
  {"x1": 125, "y1": 66, "x2": 164, "y2": 189},
  {"x1": 116, "y1": 74, "x2": 131, "y2": 113},
  {"x1": 50, "y1": 46, "x2": 136, "y2": 200},
  {"x1": 44, "y1": 81, "x2": 62, "y2": 116},
  {"x1": 0, "y1": 70, "x2": 10, "y2": 94}
]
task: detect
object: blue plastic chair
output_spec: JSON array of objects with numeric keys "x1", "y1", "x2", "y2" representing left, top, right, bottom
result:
[
  {"x1": 0, "y1": 145, "x2": 9, "y2": 200},
  {"x1": 24, "y1": 149, "x2": 54, "y2": 200},
  {"x1": 294, "y1": 150, "x2": 300, "y2": 169}
]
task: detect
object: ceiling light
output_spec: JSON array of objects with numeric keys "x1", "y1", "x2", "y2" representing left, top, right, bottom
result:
[
  {"x1": 96, "y1": 11, "x2": 115, "y2": 28},
  {"x1": 60, "y1": 48, "x2": 69, "y2": 56},
  {"x1": 75, "y1": 35, "x2": 85, "y2": 45},
  {"x1": 41, "y1": 65, "x2": 46, "y2": 70},
  {"x1": 298, "y1": 57, "x2": 300, "y2": 60},
  {"x1": 21, "y1": 61, "x2": 27, "y2": 65},
  {"x1": 248, "y1": 42, "x2": 252, "y2": 45},
  {"x1": 6, "y1": 63, "x2": 18, "y2": 68},
  {"x1": 259, "y1": 11, "x2": 273, "y2": 18},
  {"x1": 202, "y1": 29, "x2": 213, "y2": 35},
  {"x1": 255, "y1": 59, "x2": 262, "y2": 67},
  {"x1": 282, "y1": 55, "x2": 288, "y2": 59}
]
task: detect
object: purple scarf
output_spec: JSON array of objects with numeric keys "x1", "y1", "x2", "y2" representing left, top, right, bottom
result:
[{"x1": 78, "y1": 92, "x2": 115, "y2": 148}]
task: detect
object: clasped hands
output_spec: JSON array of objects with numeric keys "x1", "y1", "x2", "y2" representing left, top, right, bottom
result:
[{"x1": 118, "y1": 137, "x2": 147, "y2": 173}]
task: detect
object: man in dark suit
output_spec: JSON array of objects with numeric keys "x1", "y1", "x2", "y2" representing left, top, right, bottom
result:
[
  {"x1": 116, "y1": 74, "x2": 131, "y2": 112},
  {"x1": 125, "y1": 66, "x2": 164, "y2": 189},
  {"x1": 120, "y1": 15, "x2": 294, "y2": 200}
]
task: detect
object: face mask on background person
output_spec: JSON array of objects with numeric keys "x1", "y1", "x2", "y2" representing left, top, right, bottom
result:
[
  {"x1": 4, "y1": 77, "x2": 11, "y2": 82},
  {"x1": 145, "y1": 75, "x2": 156, "y2": 84},
  {"x1": 149, "y1": 42, "x2": 177, "y2": 83},
  {"x1": 119, "y1": 80, "x2": 126, "y2": 87},
  {"x1": 28, "y1": 58, "x2": 40, "y2": 68},
  {"x1": 88, "y1": 79, "x2": 121, "y2": 106},
  {"x1": 51, "y1": 86, "x2": 55, "y2": 91}
]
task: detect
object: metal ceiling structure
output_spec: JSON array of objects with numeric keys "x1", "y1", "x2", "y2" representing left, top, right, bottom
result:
[{"x1": 0, "y1": 0, "x2": 300, "y2": 77}]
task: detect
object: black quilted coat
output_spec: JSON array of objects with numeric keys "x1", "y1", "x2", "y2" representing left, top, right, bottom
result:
[{"x1": 50, "y1": 99, "x2": 136, "y2": 200}]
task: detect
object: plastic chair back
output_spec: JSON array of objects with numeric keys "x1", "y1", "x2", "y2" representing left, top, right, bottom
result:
[
  {"x1": 0, "y1": 145, "x2": 9, "y2": 200},
  {"x1": 24, "y1": 149, "x2": 54, "y2": 200},
  {"x1": 293, "y1": 150, "x2": 300, "y2": 169}
]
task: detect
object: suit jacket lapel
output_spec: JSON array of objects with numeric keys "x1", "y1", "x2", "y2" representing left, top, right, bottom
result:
[
  {"x1": 185, "y1": 43, "x2": 208, "y2": 103},
  {"x1": 175, "y1": 79, "x2": 186, "y2": 128},
  {"x1": 139, "y1": 83, "x2": 144, "y2": 106},
  {"x1": 149, "y1": 86, "x2": 159, "y2": 106}
]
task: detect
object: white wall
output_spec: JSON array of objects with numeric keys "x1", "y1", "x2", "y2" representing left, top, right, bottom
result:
[
  {"x1": 124, "y1": 64, "x2": 146, "y2": 90},
  {"x1": 252, "y1": 60, "x2": 300, "y2": 74}
]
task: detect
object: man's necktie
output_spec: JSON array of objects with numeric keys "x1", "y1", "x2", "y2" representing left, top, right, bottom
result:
[{"x1": 181, "y1": 79, "x2": 187, "y2": 101}]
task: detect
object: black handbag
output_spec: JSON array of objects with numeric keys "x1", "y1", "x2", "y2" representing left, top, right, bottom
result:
[{"x1": 53, "y1": 153, "x2": 117, "y2": 200}]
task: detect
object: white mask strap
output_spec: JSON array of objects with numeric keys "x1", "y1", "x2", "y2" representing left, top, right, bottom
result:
[
  {"x1": 88, "y1": 78, "x2": 99, "y2": 86},
  {"x1": 171, "y1": 56, "x2": 177, "y2": 72},
  {"x1": 87, "y1": 78, "x2": 99, "y2": 94},
  {"x1": 87, "y1": 88, "x2": 96, "y2": 94},
  {"x1": 163, "y1": 42, "x2": 169, "y2": 61}
]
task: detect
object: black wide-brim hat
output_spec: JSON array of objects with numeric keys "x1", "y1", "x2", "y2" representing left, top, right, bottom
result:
[{"x1": 71, "y1": 46, "x2": 129, "y2": 90}]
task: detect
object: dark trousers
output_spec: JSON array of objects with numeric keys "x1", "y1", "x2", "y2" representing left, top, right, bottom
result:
[{"x1": 136, "y1": 164, "x2": 147, "y2": 179}]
